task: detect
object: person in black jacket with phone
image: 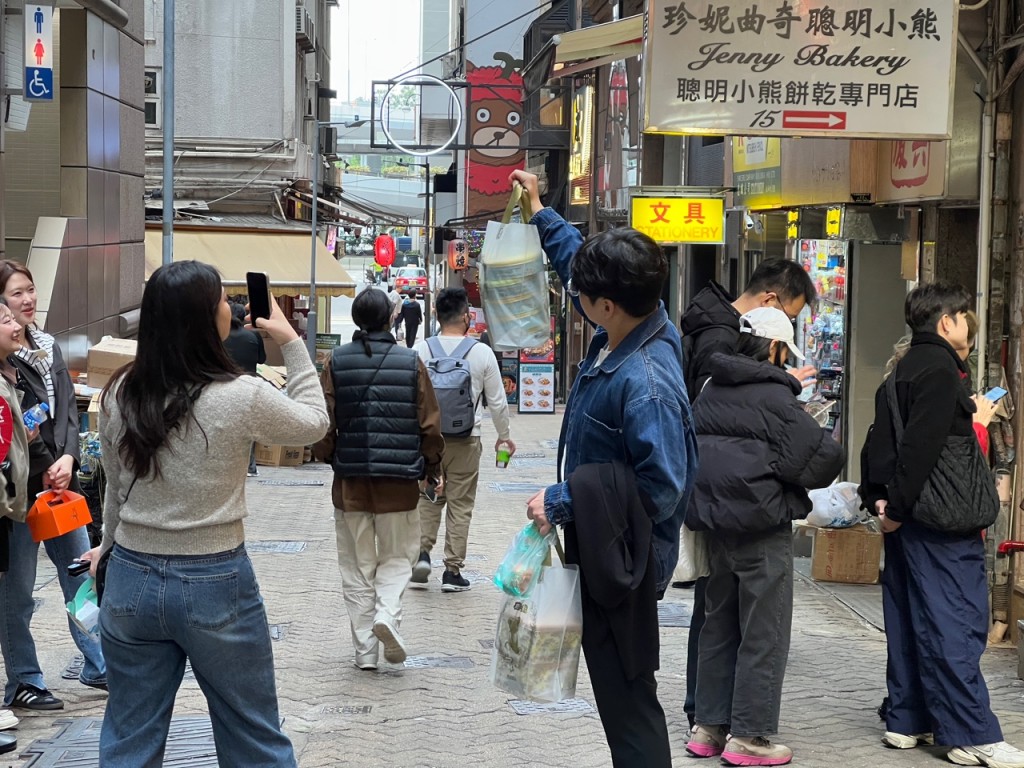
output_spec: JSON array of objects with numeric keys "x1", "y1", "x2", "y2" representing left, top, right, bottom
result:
[
  {"x1": 685, "y1": 307, "x2": 844, "y2": 767},
  {"x1": 861, "y1": 283, "x2": 1024, "y2": 768}
]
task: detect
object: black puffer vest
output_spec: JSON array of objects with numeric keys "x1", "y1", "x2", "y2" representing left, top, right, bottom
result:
[{"x1": 331, "y1": 333, "x2": 423, "y2": 479}]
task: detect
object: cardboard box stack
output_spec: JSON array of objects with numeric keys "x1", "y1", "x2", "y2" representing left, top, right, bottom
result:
[{"x1": 87, "y1": 338, "x2": 137, "y2": 387}]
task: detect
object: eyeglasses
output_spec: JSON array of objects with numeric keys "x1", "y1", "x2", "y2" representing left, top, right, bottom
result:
[
  {"x1": 567, "y1": 278, "x2": 579, "y2": 298},
  {"x1": 768, "y1": 294, "x2": 799, "y2": 322}
]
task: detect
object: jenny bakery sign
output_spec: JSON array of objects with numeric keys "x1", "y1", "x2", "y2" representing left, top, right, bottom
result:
[{"x1": 643, "y1": 1, "x2": 957, "y2": 139}]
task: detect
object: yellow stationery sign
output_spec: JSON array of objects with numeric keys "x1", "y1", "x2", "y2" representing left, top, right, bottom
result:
[{"x1": 630, "y1": 197, "x2": 725, "y2": 244}]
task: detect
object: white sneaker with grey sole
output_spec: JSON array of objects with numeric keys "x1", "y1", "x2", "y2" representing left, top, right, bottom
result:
[
  {"x1": 882, "y1": 732, "x2": 934, "y2": 749},
  {"x1": 948, "y1": 742, "x2": 1024, "y2": 768},
  {"x1": 0, "y1": 711, "x2": 17, "y2": 730},
  {"x1": 372, "y1": 620, "x2": 408, "y2": 664}
]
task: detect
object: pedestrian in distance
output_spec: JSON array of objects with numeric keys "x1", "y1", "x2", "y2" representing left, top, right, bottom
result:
[
  {"x1": 222, "y1": 302, "x2": 267, "y2": 477},
  {"x1": 400, "y1": 296, "x2": 423, "y2": 348},
  {"x1": 512, "y1": 169, "x2": 698, "y2": 768},
  {"x1": 677, "y1": 258, "x2": 817, "y2": 733},
  {"x1": 0, "y1": 260, "x2": 107, "y2": 711},
  {"x1": 79, "y1": 260, "x2": 329, "y2": 766},
  {"x1": 387, "y1": 285, "x2": 403, "y2": 339},
  {"x1": 684, "y1": 307, "x2": 845, "y2": 767},
  {"x1": 411, "y1": 287, "x2": 515, "y2": 592},
  {"x1": 314, "y1": 288, "x2": 445, "y2": 669},
  {"x1": 861, "y1": 282, "x2": 1024, "y2": 768}
]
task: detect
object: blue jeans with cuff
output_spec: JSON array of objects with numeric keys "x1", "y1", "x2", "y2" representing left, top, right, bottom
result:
[
  {"x1": 99, "y1": 544, "x2": 295, "y2": 767},
  {"x1": 0, "y1": 520, "x2": 106, "y2": 701}
]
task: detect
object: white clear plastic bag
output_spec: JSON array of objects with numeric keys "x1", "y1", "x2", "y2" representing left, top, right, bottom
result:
[
  {"x1": 479, "y1": 185, "x2": 551, "y2": 351},
  {"x1": 490, "y1": 564, "x2": 583, "y2": 703},
  {"x1": 673, "y1": 525, "x2": 709, "y2": 583},
  {"x1": 806, "y1": 482, "x2": 864, "y2": 528}
]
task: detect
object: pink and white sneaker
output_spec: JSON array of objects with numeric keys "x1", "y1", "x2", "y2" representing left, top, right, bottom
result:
[
  {"x1": 721, "y1": 735, "x2": 793, "y2": 766},
  {"x1": 686, "y1": 724, "x2": 728, "y2": 758}
]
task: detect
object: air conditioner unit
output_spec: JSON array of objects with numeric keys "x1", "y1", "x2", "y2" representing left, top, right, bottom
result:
[{"x1": 295, "y1": 6, "x2": 315, "y2": 53}]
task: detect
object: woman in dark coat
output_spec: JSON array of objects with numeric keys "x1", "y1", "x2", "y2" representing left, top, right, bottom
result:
[{"x1": 685, "y1": 307, "x2": 845, "y2": 767}]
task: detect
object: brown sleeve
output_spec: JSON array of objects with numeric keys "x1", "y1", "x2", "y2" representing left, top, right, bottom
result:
[
  {"x1": 417, "y1": 359, "x2": 445, "y2": 476},
  {"x1": 312, "y1": 359, "x2": 337, "y2": 463}
]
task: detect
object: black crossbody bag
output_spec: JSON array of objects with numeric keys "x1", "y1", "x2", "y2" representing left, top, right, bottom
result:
[{"x1": 884, "y1": 374, "x2": 999, "y2": 534}]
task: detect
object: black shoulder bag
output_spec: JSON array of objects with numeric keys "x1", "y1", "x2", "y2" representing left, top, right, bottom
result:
[{"x1": 884, "y1": 374, "x2": 999, "y2": 534}]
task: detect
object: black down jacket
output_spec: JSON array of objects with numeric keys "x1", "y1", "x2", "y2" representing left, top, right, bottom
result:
[{"x1": 685, "y1": 353, "x2": 847, "y2": 533}]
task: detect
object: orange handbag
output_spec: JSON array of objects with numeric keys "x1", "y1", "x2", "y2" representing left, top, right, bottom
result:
[{"x1": 26, "y1": 490, "x2": 92, "y2": 543}]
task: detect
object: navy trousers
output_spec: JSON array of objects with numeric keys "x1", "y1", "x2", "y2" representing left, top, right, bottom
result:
[{"x1": 882, "y1": 521, "x2": 1003, "y2": 746}]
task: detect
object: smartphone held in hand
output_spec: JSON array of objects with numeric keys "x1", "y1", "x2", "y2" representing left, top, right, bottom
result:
[
  {"x1": 985, "y1": 386, "x2": 1008, "y2": 402},
  {"x1": 246, "y1": 272, "x2": 273, "y2": 323}
]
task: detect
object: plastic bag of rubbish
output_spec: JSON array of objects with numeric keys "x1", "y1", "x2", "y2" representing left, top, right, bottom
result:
[
  {"x1": 806, "y1": 482, "x2": 864, "y2": 528},
  {"x1": 493, "y1": 522, "x2": 556, "y2": 598}
]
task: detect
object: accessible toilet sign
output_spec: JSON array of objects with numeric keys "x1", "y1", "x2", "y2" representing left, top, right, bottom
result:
[
  {"x1": 643, "y1": 0, "x2": 957, "y2": 139},
  {"x1": 24, "y1": 5, "x2": 54, "y2": 102}
]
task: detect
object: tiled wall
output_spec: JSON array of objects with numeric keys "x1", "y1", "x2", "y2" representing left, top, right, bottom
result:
[{"x1": 23, "y1": 2, "x2": 146, "y2": 371}]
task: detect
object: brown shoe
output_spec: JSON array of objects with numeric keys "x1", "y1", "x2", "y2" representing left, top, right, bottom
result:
[
  {"x1": 722, "y1": 736, "x2": 793, "y2": 766},
  {"x1": 686, "y1": 725, "x2": 728, "y2": 758}
]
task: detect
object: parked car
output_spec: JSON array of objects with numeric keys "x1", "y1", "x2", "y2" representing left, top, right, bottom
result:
[{"x1": 394, "y1": 266, "x2": 429, "y2": 298}]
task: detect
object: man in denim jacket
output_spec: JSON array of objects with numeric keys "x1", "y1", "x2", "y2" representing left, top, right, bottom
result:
[{"x1": 514, "y1": 171, "x2": 697, "y2": 767}]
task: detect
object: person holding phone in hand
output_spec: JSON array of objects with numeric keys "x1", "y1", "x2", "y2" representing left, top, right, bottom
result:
[{"x1": 314, "y1": 288, "x2": 445, "y2": 670}]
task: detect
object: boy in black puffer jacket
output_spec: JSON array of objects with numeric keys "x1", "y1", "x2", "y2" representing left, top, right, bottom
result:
[{"x1": 685, "y1": 307, "x2": 845, "y2": 767}]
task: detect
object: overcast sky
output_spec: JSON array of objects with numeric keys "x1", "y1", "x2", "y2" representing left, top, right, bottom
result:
[{"x1": 331, "y1": 2, "x2": 424, "y2": 102}]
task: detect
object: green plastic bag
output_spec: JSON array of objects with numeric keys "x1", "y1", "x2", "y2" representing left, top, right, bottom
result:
[{"x1": 492, "y1": 522, "x2": 556, "y2": 598}]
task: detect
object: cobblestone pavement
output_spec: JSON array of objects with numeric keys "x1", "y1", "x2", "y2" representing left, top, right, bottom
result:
[{"x1": 6, "y1": 411, "x2": 1024, "y2": 766}]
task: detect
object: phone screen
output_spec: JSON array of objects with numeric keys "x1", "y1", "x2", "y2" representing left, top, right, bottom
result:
[
  {"x1": 985, "y1": 386, "x2": 1008, "y2": 402},
  {"x1": 246, "y1": 272, "x2": 272, "y2": 323}
]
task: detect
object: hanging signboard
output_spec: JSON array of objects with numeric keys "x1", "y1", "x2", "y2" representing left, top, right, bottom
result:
[
  {"x1": 629, "y1": 196, "x2": 725, "y2": 244},
  {"x1": 644, "y1": 0, "x2": 957, "y2": 139}
]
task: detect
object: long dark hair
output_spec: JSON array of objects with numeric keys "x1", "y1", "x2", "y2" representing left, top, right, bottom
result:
[{"x1": 104, "y1": 261, "x2": 239, "y2": 479}]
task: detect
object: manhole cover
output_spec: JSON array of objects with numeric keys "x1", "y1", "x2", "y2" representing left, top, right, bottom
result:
[
  {"x1": 323, "y1": 705, "x2": 372, "y2": 715},
  {"x1": 256, "y1": 480, "x2": 324, "y2": 487},
  {"x1": 403, "y1": 655, "x2": 475, "y2": 669},
  {"x1": 658, "y1": 603, "x2": 691, "y2": 628},
  {"x1": 21, "y1": 716, "x2": 219, "y2": 765},
  {"x1": 509, "y1": 458, "x2": 557, "y2": 468},
  {"x1": 508, "y1": 698, "x2": 595, "y2": 715},
  {"x1": 510, "y1": 451, "x2": 547, "y2": 459},
  {"x1": 269, "y1": 624, "x2": 290, "y2": 641},
  {"x1": 478, "y1": 639, "x2": 495, "y2": 649},
  {"x1": 247, "y1": 541, "x2": 308, "y2": 554},
  {"x1": 488, "y1": 482, "x2": 548, "y2": 494}
]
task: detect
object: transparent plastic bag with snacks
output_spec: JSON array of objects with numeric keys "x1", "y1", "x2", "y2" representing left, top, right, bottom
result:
[
  {"x1": 479, "y1": 183, "x2": 551, "y2": 351},
  {"x1": 493, "y1": 522, "x2": 556, "y2": 598},
  {"x1": 490, "y1": 547, "x2": 583, "y2": 704}
]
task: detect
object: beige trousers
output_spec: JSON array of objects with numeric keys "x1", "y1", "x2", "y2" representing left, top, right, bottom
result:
[
  {"x1": 418, "y1": 436, "x2": 482, "y2": 574},
  {"x1": 334, "y1": 509, "x2": 420, "y2": 665}
]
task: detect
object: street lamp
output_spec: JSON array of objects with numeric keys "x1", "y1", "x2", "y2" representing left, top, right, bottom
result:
[
  {"x1": 396, "y1": 159, "x2": 434, "y2": 335},
  {"x1": 307, "y1": 118, "x2": 367, "y2": 360}
]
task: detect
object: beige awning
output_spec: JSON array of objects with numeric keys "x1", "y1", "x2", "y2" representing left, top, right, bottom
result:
[
  {"x1": 554, "y1": 15, "x2": 643, "y2": 75},
  {"x1": 144, "y1": 227, "x2": 357, "y2": 298}
]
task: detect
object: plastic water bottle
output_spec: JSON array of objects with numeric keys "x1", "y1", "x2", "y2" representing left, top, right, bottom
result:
[{"x1": 23, "y1": 403, "x2": 49, "y2": 431}]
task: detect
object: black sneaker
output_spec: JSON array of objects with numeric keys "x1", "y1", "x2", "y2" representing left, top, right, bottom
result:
[
  {"x1": 411, "y1": 552, "x2": 431, "y2": 584},
  {"x1": 11, "y1": 683, "x2": 63, "y2": 710},
  {"x1": 441, "y1": 570, "x2": 471, "y2": 592}
]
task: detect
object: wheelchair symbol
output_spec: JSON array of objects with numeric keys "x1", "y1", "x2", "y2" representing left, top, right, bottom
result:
[{"x1": 28, "y1": 70, "x2": 50, "y2": 98}]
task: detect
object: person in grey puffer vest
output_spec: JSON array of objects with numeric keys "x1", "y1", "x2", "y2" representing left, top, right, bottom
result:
[{"x1": 314, "y1": 288, "x2": 444, "y2": 670}]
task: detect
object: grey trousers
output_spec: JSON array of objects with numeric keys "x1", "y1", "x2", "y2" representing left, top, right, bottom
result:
[{"x1": 694, "y1": 524, "x2": 793, "y2": 737}]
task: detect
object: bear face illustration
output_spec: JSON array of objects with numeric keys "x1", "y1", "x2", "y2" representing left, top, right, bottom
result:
[{"x1": 470, "y1": 99, "x2": 523, "y2": 163}]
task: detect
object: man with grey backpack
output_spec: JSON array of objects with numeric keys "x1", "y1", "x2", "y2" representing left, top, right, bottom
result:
[{"x1": 412, "y1": 288, "x2": 516, "y2": 591}]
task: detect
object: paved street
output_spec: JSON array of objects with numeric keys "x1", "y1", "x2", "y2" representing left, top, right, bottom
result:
[{"x1": 5, "y1": 410, "x2": 1024, "y2": 766}]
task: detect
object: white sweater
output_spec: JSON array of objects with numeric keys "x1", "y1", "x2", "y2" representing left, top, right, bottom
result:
[
  {"x1": 99, "y1": 339, "x2": 329, "y2": 555},
  {"x1": 414, "y1": 335, "x2": 512, "y2": 441}
]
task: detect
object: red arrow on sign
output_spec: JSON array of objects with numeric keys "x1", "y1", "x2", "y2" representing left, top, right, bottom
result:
[{"x1": 782, "y1": 110, "x2": 847, "y2": 130}]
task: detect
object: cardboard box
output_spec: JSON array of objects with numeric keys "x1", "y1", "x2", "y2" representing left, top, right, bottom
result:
[
  {"x1": 87, "y1": 337, "x2": 137, "y2": 387},
  {"x1": 86, "y1": 393, "x2": 101, "y2": 433},
  {"x1": 254, "y1": 443, "x2": 304, "y2": 467},
  {"x1": 801, "y1": 522, "x2": 883, "y2": 585}
]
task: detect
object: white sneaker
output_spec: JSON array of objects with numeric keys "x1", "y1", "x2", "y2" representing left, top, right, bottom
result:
[
  {"x1": 372, "y1": 620, "x2": 408, "y2": 664},
  {"x1": 882, "y1": 732, "x2": 934, "y2": 749},
  {"x1": 949, "y1": 742, "x2": 1024, "y2": 768},
  {"x1": 0, "y1": 710, "x2": 17, "y2": 730}
]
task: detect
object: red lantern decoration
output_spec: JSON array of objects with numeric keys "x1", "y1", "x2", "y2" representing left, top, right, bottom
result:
[
  {"x1": 374, "y1": 235, "x2": 395, "y2": 267},
  {"x1": 447, "y1": 239, "x2": 468, "y2": 271}
]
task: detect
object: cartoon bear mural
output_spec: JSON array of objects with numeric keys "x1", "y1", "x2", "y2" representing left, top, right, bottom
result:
[{"x1": 465, "y1": 63, "x2": 525, "y2": 218}]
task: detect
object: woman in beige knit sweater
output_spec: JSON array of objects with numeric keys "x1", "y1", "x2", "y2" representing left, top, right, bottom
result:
[{"x1": 81, "y1": 261, "x2": 329, "y2": 767}]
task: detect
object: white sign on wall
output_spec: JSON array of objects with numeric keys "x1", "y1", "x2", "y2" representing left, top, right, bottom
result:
[
  {"x1": 644, "y1": 0, "x2": 957, "y2": 139},
  {"x1": 23, "y1": 4, "x2": 54, "y2": 102}
]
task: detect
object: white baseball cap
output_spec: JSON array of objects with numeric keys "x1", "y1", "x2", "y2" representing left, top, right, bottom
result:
[{"x1": 739, "y1": 307, "x2": 805, "y2": 361}]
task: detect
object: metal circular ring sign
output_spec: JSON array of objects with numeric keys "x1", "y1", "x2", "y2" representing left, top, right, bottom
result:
[{"x1": 379, "y1": 74, "x2": 463, "y2": 157}]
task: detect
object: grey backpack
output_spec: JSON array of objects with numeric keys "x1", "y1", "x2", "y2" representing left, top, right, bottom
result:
[{"x1": 425, "y1": 337, "x2": 479, "y2": 437}]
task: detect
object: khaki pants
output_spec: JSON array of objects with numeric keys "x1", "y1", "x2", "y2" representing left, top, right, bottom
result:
[
  {"x1": 334, "y1": 509, "x2": 420, "y2": 665},
  {"x1": 418, "y1": 436, "x2": 482, "y2": 574}
]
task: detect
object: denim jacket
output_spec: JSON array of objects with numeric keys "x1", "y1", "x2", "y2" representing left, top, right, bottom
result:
[{"x1": 531, "y1": 207, "x2": 699, "y2": 591}]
